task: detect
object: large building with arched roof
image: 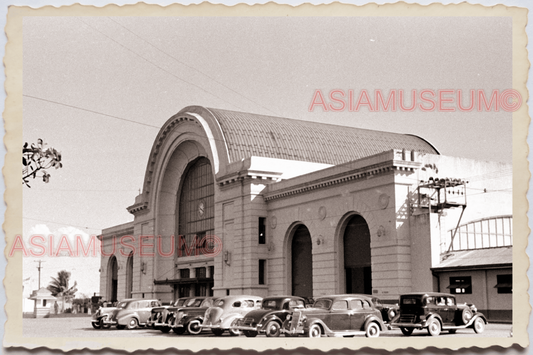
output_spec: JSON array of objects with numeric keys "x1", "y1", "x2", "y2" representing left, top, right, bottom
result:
[{"x1": 99, "y1": 105, "x2": 512, "y2": 320}]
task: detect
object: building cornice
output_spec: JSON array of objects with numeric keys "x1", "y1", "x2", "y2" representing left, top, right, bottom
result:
[
  {"x1": 217, "y1": 170, "x2": 283, "y2": 187},
  {"x1": 127, "y1": 201, "x2": 148, "y2": 215},
  {"x1": 264, "y1": 159, "x2": 420, "y2": 202}
]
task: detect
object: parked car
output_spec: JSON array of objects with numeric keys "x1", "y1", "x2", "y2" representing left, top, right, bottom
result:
[
  {"x1": 232, "y1": 296, "x2": 306, "y2": 337},
  {"x1": 147, "y1": 297, "x2": 189, "y2": 331},
  {"x1": 170, "y1": 297, "x2": 218, "y2": 335},
  {"x1": 371, "y1": 297, "x2": 399, "y2": 323},
  {"x1": 91, "y1": 304, "x2": 118, "y2": 329},
  {"x1": 390, "y1": 292, "x2": 487, "y2": 336},
  {"x1": 97, "y1": 298, "x2": 162, "y2": 329},
  {"x1": 282, "y1": 294, "x2": 386, "y2": 337},
  {"x1": 201, "y1": 295, "x2": 263, "y2": 336}
]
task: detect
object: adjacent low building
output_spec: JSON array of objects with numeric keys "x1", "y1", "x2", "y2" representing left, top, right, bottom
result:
[{"x1": 99, "y1": 106, "x2": 512, "y2": 321}]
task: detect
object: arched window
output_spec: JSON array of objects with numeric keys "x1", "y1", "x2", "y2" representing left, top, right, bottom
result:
[
  {"x1": 291, "y1": 225, "x2": 313, "y2": 298},
  {"x1": 107, "y1": 255, "x2": 118, "y2": 302},
  {"x1": 177, "y1": 157, "x2": 215, "y2": 253},
  {"x1": 125, "y1": 252, "x2": 133, "y2": 298},
  {"x1": 343, "y1": 215, "x2": 371, "y2": 294}
]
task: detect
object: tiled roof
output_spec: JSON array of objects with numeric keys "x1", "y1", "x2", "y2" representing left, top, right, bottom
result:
[
  {"x1": 433, "y1": 247, "x2": 512, "y2": 270},
  {"x1": 207, "y1": 107, "x2": 439, "y2": 165}
]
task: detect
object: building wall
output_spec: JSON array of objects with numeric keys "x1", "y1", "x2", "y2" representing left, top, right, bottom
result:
[
  {"x1": 99, "y1": 223, "x2": 134, "y2": 302},
  {"x1": 99, "y1": 111, "x2": 513, "y2": 312},
  {"x1": 436, "y1": 267, "x2": 512, "y2": 321}
]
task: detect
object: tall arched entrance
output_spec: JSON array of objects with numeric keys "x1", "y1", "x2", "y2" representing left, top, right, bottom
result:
[
  {"x1": 125, "y1": 253, "x2": 133, "y2": 298},
  {"x1": 291, "y1": 225, "x2": 313, "y2": 298},
  {"x1": 176, "y1": 157, "x2": 215, "y2": 297},
  {"x1": 107, "y1": 256, "x2": 118, "y2": 302},
  {"x1": 343, "y1": 215, "x2": 372, "y2": 294}
]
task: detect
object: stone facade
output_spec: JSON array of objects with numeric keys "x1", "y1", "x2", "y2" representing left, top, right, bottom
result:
[{"x1": 99, "y1": 106, "x2": 512, "y2": 318}]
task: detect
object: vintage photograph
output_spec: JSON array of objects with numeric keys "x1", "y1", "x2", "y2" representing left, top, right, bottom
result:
[{"x1": 3, "y1": 2, "x2": 529, "y2": 353}]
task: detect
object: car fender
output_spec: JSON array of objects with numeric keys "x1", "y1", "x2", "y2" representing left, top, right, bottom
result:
[
  {"x1": 425, "y1": 313, "x2": 443, "y2": 327},
  {"x1": 117, "y1": 313, "x2": 139, "y2": 325},
  {"x1": 183, "y1": 315, "x2": 204, "y2": 325},
  {"x1": 221, "y1": 313, "x2": 243, "y2": 328},
  {"x1": 305, "y1": 318, "x2": 332, "y2": 335},
  {"x1": 260, "y1": 315, "x2": 283, "y2": 331},
  {"x1": 468, "y1": 313, "x2": 488, "y2": 327},
  {"x1": 362, "y1": 315, "x2": 386, "y2": 331}
]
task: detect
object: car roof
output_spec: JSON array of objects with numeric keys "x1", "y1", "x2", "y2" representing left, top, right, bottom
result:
[
  {"x1": 262, "y1": 296, "x2": 305, "y2": 302},
  {"x1": 400, "y1": 292, "x2": 455, "y2": 298},
  {"x1": 217, "y1": 295, "x2": 263, "y2": 302},
  {"x1": 317, "y1": 294, "x2": 375, "y2": 301}
]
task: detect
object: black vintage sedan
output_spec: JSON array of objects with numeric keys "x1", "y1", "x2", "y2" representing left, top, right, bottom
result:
[
  {"x1": 232, "y1": 296, "x2": 306, "y2": 337},
  {"x1": 283, "y1": 294, "x2": 386, "y2": 338},
  {"x1": 390, "y1": 292, "x2": 487, "y2": 336}
]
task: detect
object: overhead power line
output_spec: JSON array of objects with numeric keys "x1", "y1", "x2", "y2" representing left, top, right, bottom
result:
[
  {"x1": 23, "y1": 94, "x2": 160, "y2": 129},
  {"x1": 106, "y1": 17, "x2": 282, "y2": 117},
  {"x1": 78, "y1": 18, "x2": 247, "y2": 113}
]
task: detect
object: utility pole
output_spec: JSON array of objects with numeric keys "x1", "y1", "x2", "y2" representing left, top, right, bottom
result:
[{"x1": 35, "y1": 260, "x2": 45, "y2": 289}]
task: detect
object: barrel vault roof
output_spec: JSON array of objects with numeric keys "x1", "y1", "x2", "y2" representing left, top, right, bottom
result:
[{"x1": 204, "y1": 107, "x2": 439, "y2": 166}]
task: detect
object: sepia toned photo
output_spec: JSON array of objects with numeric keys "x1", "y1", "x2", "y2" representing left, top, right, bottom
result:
[{"x1": 2, "y1": 1, "x2": 530, "y2": 353}]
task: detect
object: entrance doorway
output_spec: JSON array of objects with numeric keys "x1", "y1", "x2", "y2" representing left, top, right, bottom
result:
[
  {"x1": 343, "y1": 215, "x2": 372, "y2": 294},
  {"x1": 125, "y1": 253, "x2": 133, "y2": 298},
  {"x1": 108, "y1": 256, "x2": 118, "y2": 302},
  {"x1": 291, "y1": 225, "x2": 313, "y2": 298}
]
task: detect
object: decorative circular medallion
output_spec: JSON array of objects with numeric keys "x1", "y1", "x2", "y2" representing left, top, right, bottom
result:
[
  {"x1": 318, "y1": 206, "x2": 327, "y2": 220},
  {"x1": 270, "y1": 216, "x2": 277, "y2": 229},
  {"x1": 378, "y1": 194, "x2": 390, "y2": 209},
  {"x1": 198, "y1": 201, "x2": 205, "y2": 217},
  {"x1": 377, "y1": 225, "x2": 386, "y2": 238}
]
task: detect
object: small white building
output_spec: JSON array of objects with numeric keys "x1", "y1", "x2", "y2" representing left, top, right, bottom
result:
[{"x1": 28, "y1": 288, "x2": 57, "y2": 318}]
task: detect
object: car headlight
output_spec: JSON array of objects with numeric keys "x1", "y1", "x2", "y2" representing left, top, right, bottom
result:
[{"x1": 286, "y1": 315, "x2": 292, "y2": 321}]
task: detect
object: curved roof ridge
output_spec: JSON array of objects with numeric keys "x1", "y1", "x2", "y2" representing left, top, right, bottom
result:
[{"x1": 205, "y1": 107, "x2": 439, "y2": 166}]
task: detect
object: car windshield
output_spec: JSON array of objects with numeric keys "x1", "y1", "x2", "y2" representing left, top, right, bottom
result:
[
  {"x1": 201, "y1": 298, "x2": 215, "y2": 307},
  {"x1": 174, "y1": 298, "x2": 188, "y2": 307},
  {"x1": 117, "y1": 301, "x2": 129, "y2": 309},
  {"x1": 313, "y1": 299, "x2": 332, "y2": 310},
  {"x1": 262, "y1": 299, "x2": 281, "y2": 310},
  {"x1": 402, "y1": 297, "x2": 420, "y2": 305},
  {"x1": 214, "y1": 299, "x2": 225, "y2": 307},
  {"x1": 185, "y1": 298, "x2": 204, "y2": 307}
]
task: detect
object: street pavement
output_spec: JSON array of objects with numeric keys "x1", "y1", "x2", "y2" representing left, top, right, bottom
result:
[{"x1": 23, "y1": 316, "x2": 513, "y2": 338}]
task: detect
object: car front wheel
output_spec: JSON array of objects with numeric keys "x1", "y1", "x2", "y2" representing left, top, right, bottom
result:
[
  {"x1": 127, "y1": 318, "x2": 139, "y2": 330},
  {"x1": 308, "y1": 324, "x2": 322, "y2": 338},
  {"x1": 187, "y1": 320, "x2": 202, "y2": 335},
  {"x1": 91, "y1": 322, "x2": 101, "y2": 329},
  {"x1": 473, "y1": 318, "x2": 485, "y2": 334},
  {"x1": 265, "y1": 321, "x2": 281, "y2": 337},
  {"x1": 99, "y1": 318, "x2": 111, "y2": 329},
  {"x1": 365, "y1": 322, "x2": 380, "y2": 338},
  {"x1": 427, "y1": 319, "x2": 441, "y2": 336}
]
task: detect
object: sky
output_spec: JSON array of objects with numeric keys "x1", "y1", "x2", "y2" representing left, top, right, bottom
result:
[{"x1": 3, "y1": 1, "x2": 523, "y2": 302}]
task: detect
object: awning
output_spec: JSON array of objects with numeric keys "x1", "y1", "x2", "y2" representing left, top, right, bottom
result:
[
  {"x1": 447, "y1": 282, "x2": 471, "y2": 289},
  {"x1": 494, "y1": 282, "x2": 512, "y2": 288}
]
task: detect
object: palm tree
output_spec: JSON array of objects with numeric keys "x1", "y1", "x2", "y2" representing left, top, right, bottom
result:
[{"x1": 47, "y1": 270, "x2": 78, "y2": 312}]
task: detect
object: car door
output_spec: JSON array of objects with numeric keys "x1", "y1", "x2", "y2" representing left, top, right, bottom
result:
[
  {"x1": 435, "y1": 296, "x2": 452, "y2": 325},
  {"x1": 327, "y1": 300, "x2": 351, "y2": 331},
  {"x1": 138, "y1": 301, "x2": 151, "y2": 323},
  {"x1": 349, "y1": 299, "x2": 366, "y2": 330}
]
